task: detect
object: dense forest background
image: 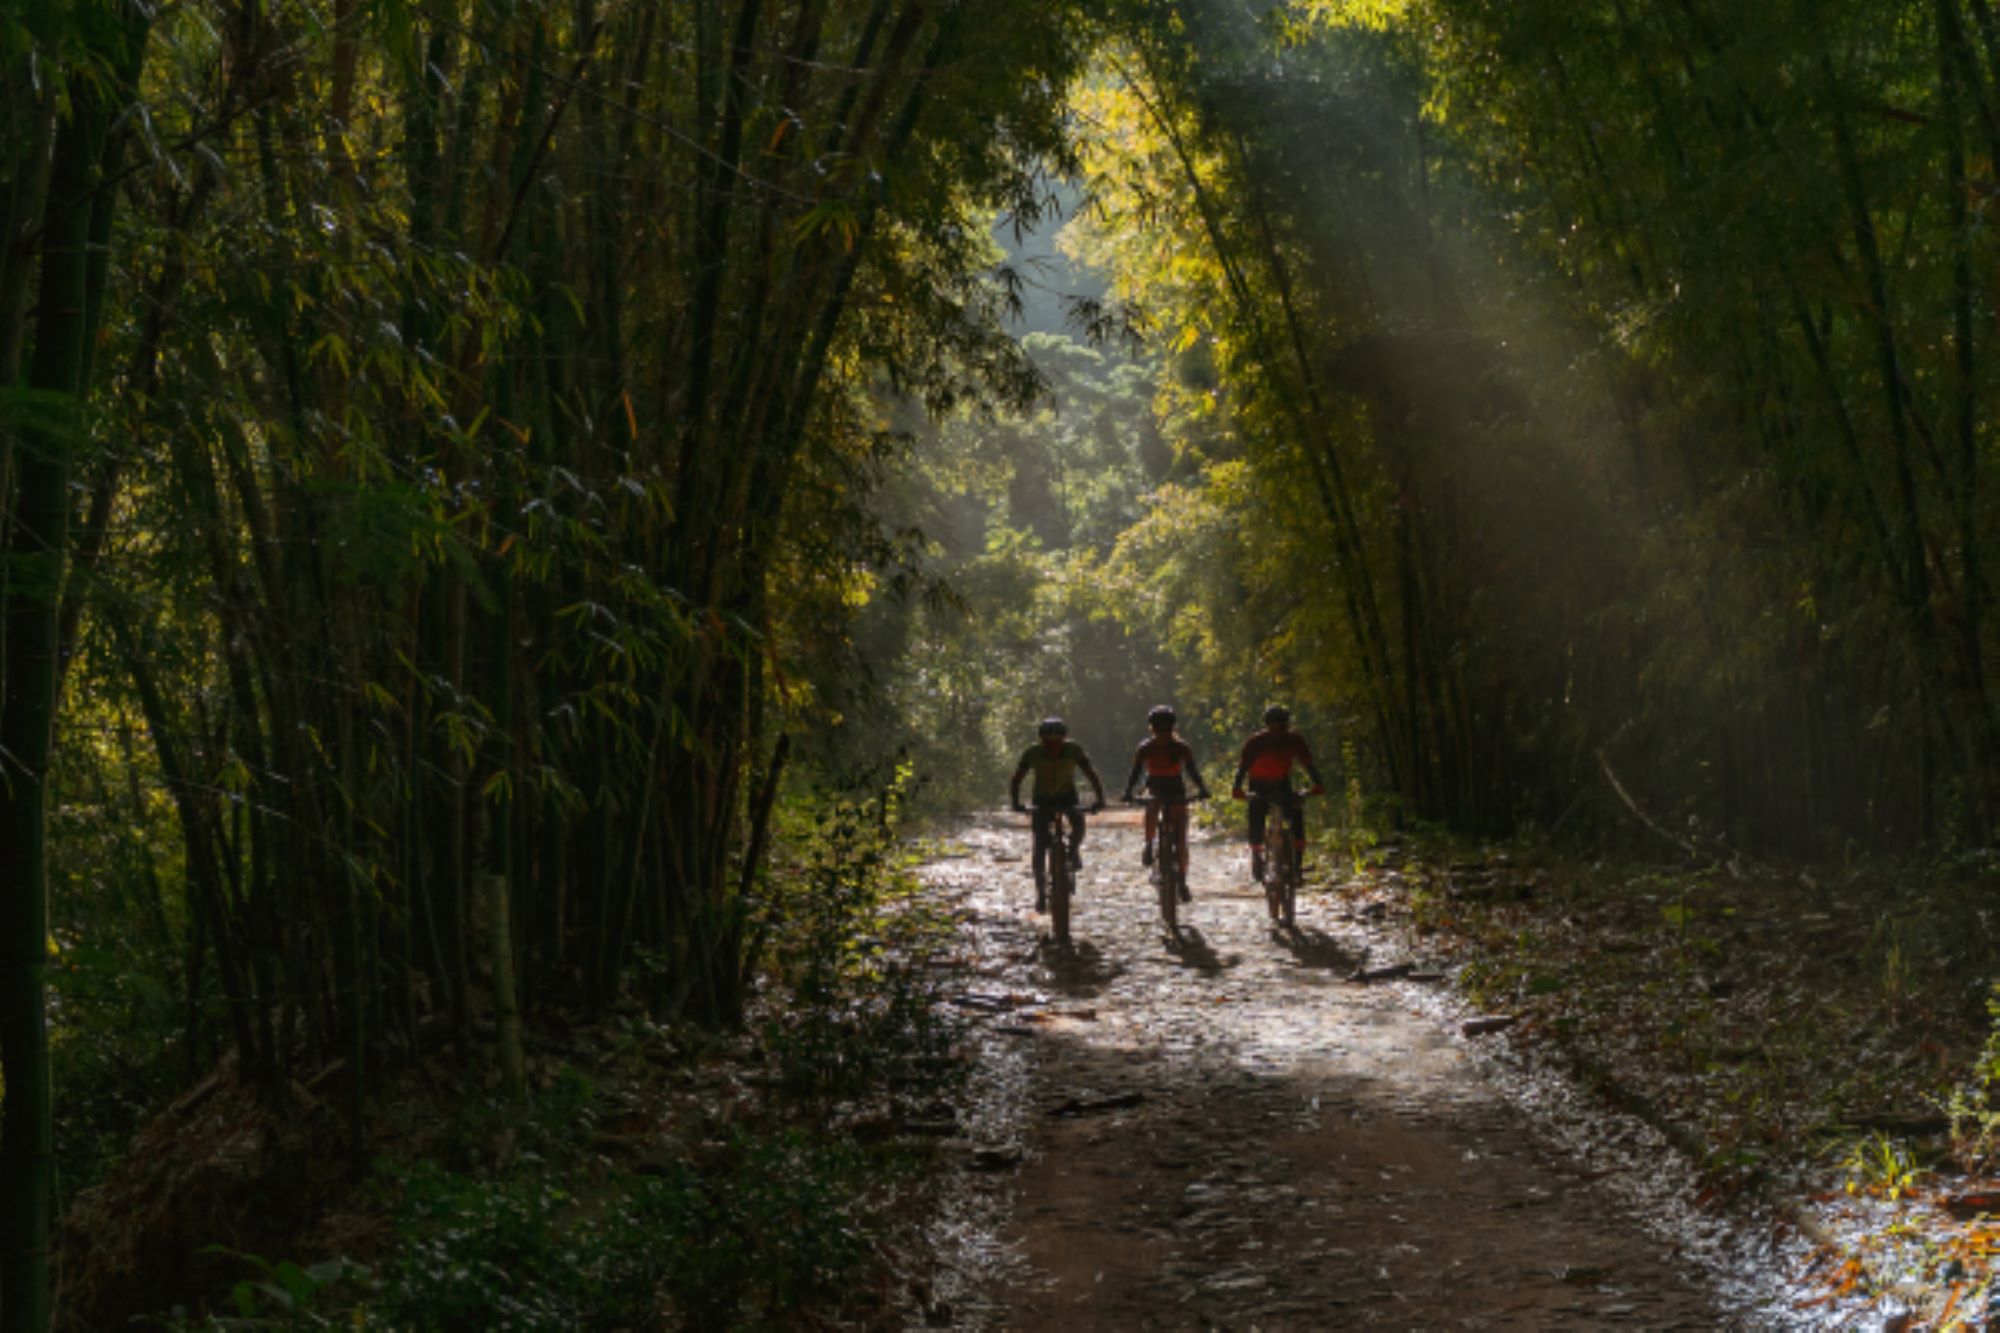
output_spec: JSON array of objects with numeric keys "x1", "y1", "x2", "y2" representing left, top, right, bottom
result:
[{"x1": 6, "y1": 0, "x2": 2000, "y2": 1323}]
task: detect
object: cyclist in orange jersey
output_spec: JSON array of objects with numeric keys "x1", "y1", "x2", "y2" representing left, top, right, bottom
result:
[{"x1": 1121, "y1": 705, "x2": 1211, "y2": 898}]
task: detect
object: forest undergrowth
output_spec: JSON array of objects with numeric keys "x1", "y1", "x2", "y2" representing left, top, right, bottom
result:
[
  {"x1": 54, "y1": 794, "x2": 973, "y2": 1329},
  {"x1": 50, "y1": 799, "x2": 2000, "y2": 1328},
  {"x1": 1319, "y1": 821, "x2": 2000, "y2": 1324}
]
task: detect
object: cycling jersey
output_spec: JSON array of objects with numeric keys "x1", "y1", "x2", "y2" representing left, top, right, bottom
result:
[
  {"x1": 1125, "y1": 735, "x2": 1207, "y2": 797},
  {"x1": 1234, "y1": 729, "x2": 1323, "y2": 788},
  {"x1": 1234, "y1": 727, "x2": 1324, "y2": 849},
  {"x1": 1018, "y1": 740, "x2": 1089, "y2": 800}
]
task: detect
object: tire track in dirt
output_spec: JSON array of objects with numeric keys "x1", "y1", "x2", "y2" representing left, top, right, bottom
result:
[{"x1": 920, "y1": 810, "x2": 1775, "y2": 1330}]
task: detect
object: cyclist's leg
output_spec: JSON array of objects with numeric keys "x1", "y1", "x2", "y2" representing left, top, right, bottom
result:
[
  {"x1": 1287, "y1": 796, "x2": 1307, "y2": 869},
  {"x1": 1030, "y1": 805, "x2": 1051, "y2": 898},
  {"x1": 1247, "y1": 795, "x2": 1270, "y2": 877},
  {"x1": 1170, "y1": 801, "x2": 1190, "y2": 867},
  {"x1": 1066, "y1": 805, "x2": 1085, "y2": 868},
  {"x1": 1142, "y1": 799, "x2": 1158, "y2": 863}
]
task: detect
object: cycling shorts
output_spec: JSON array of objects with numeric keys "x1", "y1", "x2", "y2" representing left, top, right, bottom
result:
[
  {"x1": 1247, "y1": 781, "x2": 1304, "y2": 845},
  {"x1": 1031, "y1": 793, "x2": 1083, "y2": 850}
]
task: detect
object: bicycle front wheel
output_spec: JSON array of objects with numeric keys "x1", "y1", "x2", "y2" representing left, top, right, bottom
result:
[
  {"x1": 1262, "y1": 842, "x2": 1282, "y2": 921},
  {"x1": 1050, "y1": 854, "x2": 1073, "y2": 942}
]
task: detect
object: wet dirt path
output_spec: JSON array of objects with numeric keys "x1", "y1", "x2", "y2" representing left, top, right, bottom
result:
[{"x1": 920, "y1": 811, "x2": 1756, "y2": 1330}]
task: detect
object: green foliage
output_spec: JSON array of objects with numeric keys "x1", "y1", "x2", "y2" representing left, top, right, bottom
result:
[
  {"x1": 376, "y1": 1133, "x2": 871, "y2": 1331},
  {"x1": 42, "y1": 706, "x2": 188, "y2": 1189},
  {"x1": 1949, "y1": 985, "x2": 2000, "y2": 1162},
  {"x1": 758, "y1": 783, "x2": 962, "y2": 1100},
  {"x1": 199, "y1": 1249, "x2": 374, "y2": 1329},
  {"x1": 1330, "y1": 736, "x2": 1383, "y2": 872}
]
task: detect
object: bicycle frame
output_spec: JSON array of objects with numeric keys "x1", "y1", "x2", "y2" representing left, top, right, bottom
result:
[
  {"x1": 1144, "y1": 795, "x2": 1196, "y2": 932},
  {"x1": 1256, "y1": 788, "x2": 1311, "y2": 928},
  {"x1": 1033, "y1": 805, "x2": 1078, "y2": 943}
]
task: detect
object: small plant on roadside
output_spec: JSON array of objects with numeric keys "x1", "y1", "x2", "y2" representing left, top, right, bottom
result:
[
  {"x1": 1863, "y1": 914, "x2": 1916, "y2": 1016},
  {"x1": 1840, "y1": 1132, "x2": 1930, "y2": 1202},
  {"x1": 1403, "y1": 868, "x2": 1453, "y2": 934},
  {"x1": 179, "y1": 1249, "x2": 374, "y2": 1329},
  {"x1": 1460, "y1": 956, "x2": 1527, "y2": 1011},
  {"x1": 1330, "y1": 736, "x2": 1381, "y2": 874},
  {"x1": 1948, "y1": 984, "x2": 2000, "y2": 1165}
]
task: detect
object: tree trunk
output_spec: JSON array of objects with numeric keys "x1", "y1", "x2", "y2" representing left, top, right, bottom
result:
[{"x1": 0, "y1": 14, "x2": 138, "y2": 1317}]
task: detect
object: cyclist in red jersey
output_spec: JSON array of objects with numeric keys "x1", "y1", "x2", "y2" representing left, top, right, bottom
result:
[
  {"x1": 1120, "y1": 705, "x2": 1211, "y2": 897},
  {"x1": 1230, "y1": 704, "x2": 1326, "y2": 881}
]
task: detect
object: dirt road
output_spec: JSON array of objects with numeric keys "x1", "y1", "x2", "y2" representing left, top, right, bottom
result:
[{"x1": 918, "y1": 810, "x2": 1787, "y2": 1330}]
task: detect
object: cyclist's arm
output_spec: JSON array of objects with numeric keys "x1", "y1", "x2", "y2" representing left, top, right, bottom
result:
[
  {"x1": 1009, "y1": 764, "x2": 1029, "y2": 809},
  {"x1": 1231, "y1": 741, "x2": 1251, "y2": 797}
]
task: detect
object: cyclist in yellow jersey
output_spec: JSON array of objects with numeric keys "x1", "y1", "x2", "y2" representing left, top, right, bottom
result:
[{"x1": 1009, "y1": 717, "x2": 1108, "y2": 914}]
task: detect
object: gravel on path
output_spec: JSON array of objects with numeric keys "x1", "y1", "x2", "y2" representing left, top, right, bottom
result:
[{"x1": 918, "y1": 809, "x2": 1770, "y2": 1330}]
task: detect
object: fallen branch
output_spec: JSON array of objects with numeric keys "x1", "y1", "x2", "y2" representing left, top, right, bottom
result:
[
  {"x1": 1839, "y1": 1111, "x2": 1952, "y2": 1137},
  {"x1": 1462, "y1": 1016, "x2": 1518, "y2": 1037},
  {"x1": 949, "y1": 992, "x2": 1022, "y2": 1012},
  {"x1": 1049, "y1": 1091, "x2": 1144, "y2": 1117},
  {"x1": 1595, "y1": 748, "x2": 1706, "y2": 862}
]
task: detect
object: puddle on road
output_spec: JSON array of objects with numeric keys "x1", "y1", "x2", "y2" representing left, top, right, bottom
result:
[{"x1": 916, "y1": 813, "x2": 1847, "y2": 1328}]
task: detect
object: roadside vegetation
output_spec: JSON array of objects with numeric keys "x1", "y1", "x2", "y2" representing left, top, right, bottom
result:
[
  {"x1": 57, "y1": 787, "x2": 966, "y2": 1327},
  {"x1": 1314, "y1": 824, "x2": 2000, "y2": 1323}
]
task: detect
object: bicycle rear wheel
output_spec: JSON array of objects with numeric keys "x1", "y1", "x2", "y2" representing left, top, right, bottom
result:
[
  {"x1": 1050, "y1": 834, "x2": 1074, "y2": 942},
  {"x1": 1157, "y1": 834, "x2": 1179, "y2": 931},
  {"x1": 1261, "y1": 836, "x2": 1283, "y2": 921},
  {"x1": 1281, "y1": 835, "x2": 1299, "y2": 928}
]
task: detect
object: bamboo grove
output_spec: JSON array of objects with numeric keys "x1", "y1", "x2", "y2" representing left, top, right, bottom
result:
[
  {"x1": 0, "y1": 0, "x2": 1109, "y2": 1322},
  {"x1": 1075, "y1": 0, "x2": 2000, "y2": 855}
]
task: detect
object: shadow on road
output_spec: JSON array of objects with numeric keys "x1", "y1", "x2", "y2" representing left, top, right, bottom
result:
[
  {"x1": 1276, "y1": 926, "x2": 1359, "y2": 972},
  {"x1": 1037, "y1": 938, "x2": 1121, "y2": 997},
  {"x1": 1166, "y1": 925, "x2": 1238, "y2": 976}
]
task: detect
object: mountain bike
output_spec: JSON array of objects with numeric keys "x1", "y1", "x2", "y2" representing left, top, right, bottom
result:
[
  {"x1": 1044, "y1": 811, "x2": 1076, "y2": 943},
  {"x1": 1141, "y1": 794, "x2": 1201, "y2": 933},
  {"x1": 1023, "y1": 799, "x2": 1097, "y2": 944},
  {"x1": 1259, "y1": 787, "x2": 1314, "y2": 929}
]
